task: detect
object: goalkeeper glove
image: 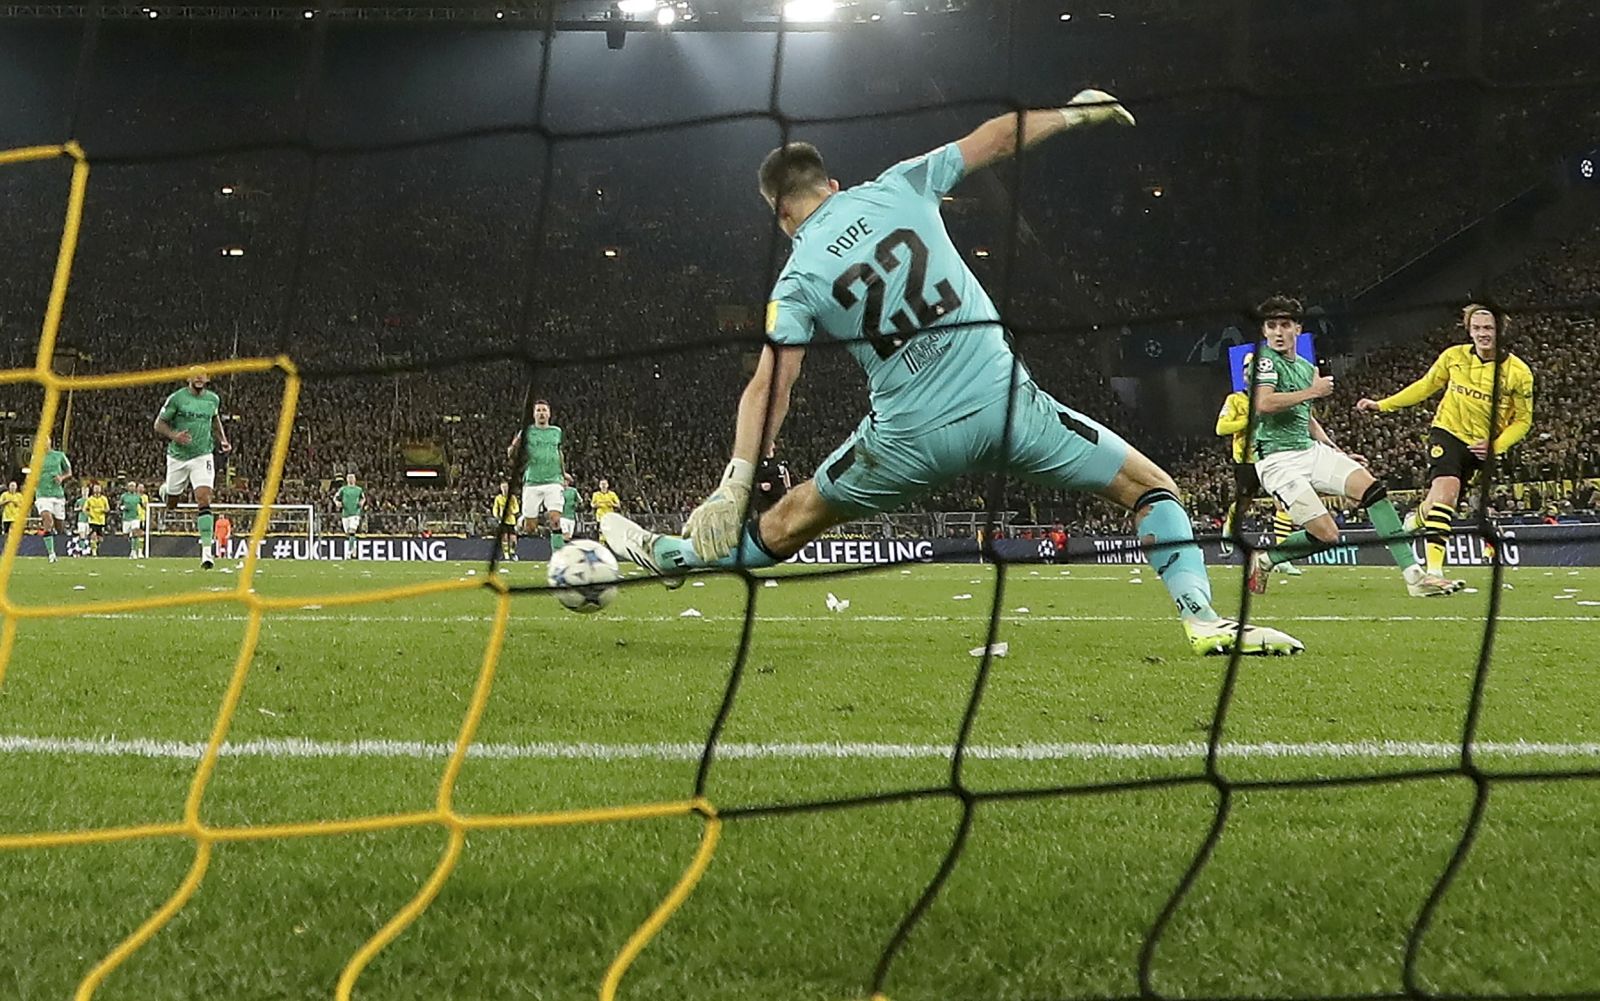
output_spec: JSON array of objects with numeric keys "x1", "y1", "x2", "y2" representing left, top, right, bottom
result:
[
  {"x1": 1059, "y1": 88, "x2": 1136, "y2": 129},
  {"x1": 684, "y1": 458, "x2": 755, "y2": 561}
]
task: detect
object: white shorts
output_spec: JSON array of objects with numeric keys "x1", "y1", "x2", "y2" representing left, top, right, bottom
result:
[
  {"x1": 1256, "y1": 443, "x2": 1363, "y2": 527},
  {"x1": 35, "y1": 497, "x2": 65, "y2": 520},
  {"x1": 341, "y1": 515, "x2": 361, "y2": 533},
  {"x1": 559, "y1": 517, "x2": 575, "y2": 537},
  {"x1": 124, "y1": 520, "x2": 142, "y2": 534},
  {"x1": 164, "y1": 453, "x2": 215, "y2": 496},
  {"x1": 521, "y1": 483, "x2": 563, "y2": 518}
]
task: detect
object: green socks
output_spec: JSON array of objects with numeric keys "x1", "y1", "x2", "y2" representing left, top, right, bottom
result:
[
  {"x1": 198, "y1": 512, "x2": 215, "y2": 546},
  {"x1": 44, "y1": 534, "x2": 55, "y2": 558},
  {"x1": 1368, "y1": 498, "x2": 1418, "y2": 569},
  {"x1": 1267, "y1": 529, "x2": 1330, "y2": 565},
  {"x1": 551, "y1": 531, "x2": 564, "y2": 551}
]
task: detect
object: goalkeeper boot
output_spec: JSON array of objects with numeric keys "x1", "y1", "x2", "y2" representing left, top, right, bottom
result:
[
  {"x1": 1185, "y1": 617, "x2": 1304, "y2": 657},
  {"x1": 1247, "y1": 549, "x2": 1273, "y2": 594},
  {"x1": 600, "y1": 513, "x2": 687, "y2": 590}
]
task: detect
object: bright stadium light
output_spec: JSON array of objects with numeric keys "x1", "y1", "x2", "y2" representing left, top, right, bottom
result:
[
  {"x1": 617, "y1": 0, "x2": 658, "y2": 13},
  {"x1": 656, "y1": 5, "x2": 676, "y2": 25},
  {"x1": 783, "y1": 0, "x2": 836, "y2": 22},
  {"x1": 219, "y1": 185, "x2": 235, "y2": 196},
  {"x1": 602, "y1": 247, "x2": 620, "y2": 258}
]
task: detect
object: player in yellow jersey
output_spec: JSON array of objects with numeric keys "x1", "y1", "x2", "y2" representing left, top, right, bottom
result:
[
  {"x1": 1215, "y1": 354, "x2": 1301, "y2": 573},
  {"x1": 591, "y1": 478, "x2": 621, "y2": 521},
  {"x1": 1357, "y1": 304, "x2": 1533, "y2": 580},
  {"x1": 84, "y1": 483, "x2": 110, "y2": 556},
  {"x1": 491, "y1": 480, "x2": 520, "y2": 562},
  {"x1": 0, "y1": 480, "x2": 23, "y2": 540}
]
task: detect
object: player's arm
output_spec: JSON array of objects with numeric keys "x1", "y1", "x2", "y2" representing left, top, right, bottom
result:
[
  {"x1": 506, "y1": 430, "x2": 522, "y2": 459},
  {"x1": 57, "y1": 457, "x2": 72, "y2": 485},
  {"x1": 213, "y1": 414, "x2": 232, "y2": 452},
  {"x1": 954, "y1": 90, "x2": 1135, "y2": 174},
  {"x1": 1358, "y1": 352, "x2": 1449, "y2": 413},
  {"x1": 683, "y1": 344, "x2": 806, "y2": 559},
  {"x1": 1215, "y1": 395, "x2": 1248, "y2": 437},
  {"x1": 1490, "y1": 369, "x2": 1534, "y2": 455},
  {"x1": 153, "y1": 394, "x2": 191, "y2": 446},
  {"x1": 1252, "y1": 373, "x2": 1334, "y2": 414}
]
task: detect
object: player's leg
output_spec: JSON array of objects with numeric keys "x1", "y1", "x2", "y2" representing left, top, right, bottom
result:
[
  {"x1": 89, "y1": 524, "x2": 100, "y2": 556},
  {"x1": 1420, "y1": 475, "x2": 1462, "y2": 575},
  {"x1": 547, "y1": 508, "x2": 564, "y2": 551},
  {"x1": 1420, "y1": 429, "x2": 1476, "y2": 578},
  {"x1": 1004, "y1": 386, "x2": 1300, "y2": 655},
  {"x1": 1220, "y1": 462, "x2": 1258, "y2": 558},
  {"x1": 518, "y1": 485, "x2": 539, "y2": 540},
  {"x1": 1271, "y1": 505, "x2": 1303, "y2": 575},
  {"x1": 39, "y1": 506, "x2": 57, "y2": 562},
  {"x1": 188, "y1": 455, "x2": 217, "y2": 568},
  {"x1": 1246, "y1": 448, "x2": 1340, "y2": 593},
  {"x1": 604, "y1": 417, "x2": 922, "y2": 581},
  {"x1": 1323, "y1": 449, "x2": 1456, "y2": 596}
]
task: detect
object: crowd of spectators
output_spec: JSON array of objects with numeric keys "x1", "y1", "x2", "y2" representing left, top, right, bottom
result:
[{"x1": 0, "y1": 4, "x2": 1596, "y2": 537}]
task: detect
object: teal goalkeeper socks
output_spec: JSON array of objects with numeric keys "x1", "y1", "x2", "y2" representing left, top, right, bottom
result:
[
  {"x1": 1137, "y1": 493, "x2": 1217, "y2": 622},
  {"x1": 652, "y1": 525, "x2": 781, "y2": 572}
]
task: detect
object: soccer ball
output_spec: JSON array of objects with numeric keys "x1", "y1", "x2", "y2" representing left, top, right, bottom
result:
[{"x1": 547, "y1": 539, "x2": 622, "y2": 613}]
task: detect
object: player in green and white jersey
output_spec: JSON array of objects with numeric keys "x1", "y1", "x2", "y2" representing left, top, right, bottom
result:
[
  {"x1": 120, "y1": 480, "x2": 147, "y2": 559},
  {"x1": 336, "y1": 472, "x2": 365, "y2": 546},
  {"x1": 507, "y1": 399, "x2": 566, "y2": 552},
  {"x1": 603, "y1": 95, "x2": 1303, "y2": 656},
  {"x1": 559, "y1": 472, "x2": 581, "y2": 541},
  {"x1": 32, "y1": 434, "x2": 72, "y2": 563},
  {"x1": 154, "y1": 366, "x2": 232, "y2": 569},
  {"x1": 1246, "y1": 295, "x2": 1459, "y2": 599}
]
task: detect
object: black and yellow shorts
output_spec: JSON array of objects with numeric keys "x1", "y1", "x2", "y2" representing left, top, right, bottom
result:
[{"x1": 1426, "y1": 427, "x2": 1482, "y2": 484}]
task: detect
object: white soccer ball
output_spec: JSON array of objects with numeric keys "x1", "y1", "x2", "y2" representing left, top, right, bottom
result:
[{"x1": 547, "y1": 539, "x2": 621, "y2": 613}]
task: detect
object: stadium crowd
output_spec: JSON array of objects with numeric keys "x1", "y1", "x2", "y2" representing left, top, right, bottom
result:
[{"x1": 1, "y1": 2, "x2": 1598, "y2": 538}]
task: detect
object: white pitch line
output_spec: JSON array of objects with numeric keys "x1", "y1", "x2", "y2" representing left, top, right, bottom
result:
[
  {"x1": 3, "y1": 735, "x2": 1599, "y2": 764},
  {"x1": 69, "y1": 611, "x2": 1600, "y2": 625}
]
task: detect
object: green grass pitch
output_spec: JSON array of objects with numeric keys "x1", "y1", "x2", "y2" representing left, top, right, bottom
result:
[{"x1": 1, "y1": 555, "x2": 1598, "y2": 1000}]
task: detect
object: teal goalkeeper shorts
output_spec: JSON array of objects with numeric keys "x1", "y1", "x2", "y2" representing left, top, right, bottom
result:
[{"x1": 813, "y1": 381, "x2": 1131, "y2": 517}]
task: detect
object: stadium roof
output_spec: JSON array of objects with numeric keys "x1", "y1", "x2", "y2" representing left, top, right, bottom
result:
[{"x1": 0, "y1": 1, "x2": 980, "y2": 27}]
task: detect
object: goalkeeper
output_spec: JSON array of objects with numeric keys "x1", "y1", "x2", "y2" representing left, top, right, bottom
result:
[
  {"x1": 605, "y1": 93, "x2": 1302, "y2": 657},
  {"x1": 1356, "y1": 304, "x2": 1533, "y2": 579}
]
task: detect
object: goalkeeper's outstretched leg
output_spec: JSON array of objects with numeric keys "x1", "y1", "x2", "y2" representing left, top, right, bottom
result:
[{"x1": 605, "y1": 386, "x2": 1303, "y2": 657}]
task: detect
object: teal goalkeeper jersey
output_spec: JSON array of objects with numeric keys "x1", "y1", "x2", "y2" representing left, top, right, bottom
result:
[{"x1": 765, "y1": 143, "x2": 1019, "y2": 434}]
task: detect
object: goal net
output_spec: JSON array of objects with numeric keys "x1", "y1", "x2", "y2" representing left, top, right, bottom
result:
[{"x1": 1, "y1": 3, "x2": 1599, "y2": 1001}]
